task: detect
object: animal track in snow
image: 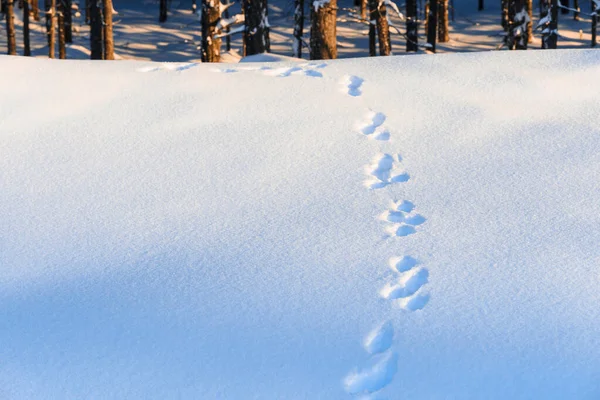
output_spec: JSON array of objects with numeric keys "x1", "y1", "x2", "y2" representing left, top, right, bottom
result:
[
  {"x1": 137, "y1": 62, "x2": 197, "y2": 73},
  {"x1": 263, "y1": 65, "x2": 324, "y2": 78},
  {"x1": 380, "y1": 267, "x2": 429, "y2": 300},
  {"x1": 364, "y1": 154, "x2": 410, "y2": 189},
  {"x1": 363, "y1": 321, "x2": 394, "y2": 355},
  {"x1": 357, "y1": 112, "x2": 389, "y2": 141},
  {"x1": 382, "y1": 200, "x2": 426, "y2": 237},
  {"x1": 341, "y1": 75, "x2": 364, "y2": 97},
  {"x1": 344, "y1": 351, "x2": 398, "y2": 395},
  {"x1": 397, "y1": 292, "x2": 430, "y2": 311},
  {"x1": 388, "y1": 255, "x2": 419, "y2": 273}
]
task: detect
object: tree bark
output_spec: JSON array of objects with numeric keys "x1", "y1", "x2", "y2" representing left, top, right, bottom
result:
[
  {"x1": 5, "y1": 0, "x2": 17, "y2": 55},
  {"x1": 64, "y1": 0, "x2": 72, "y2": 42},
  {"x1": 426, "y1": 0, "x2": 437, "y2": 52},
  {"x1": 32, "y1": 0, "x2": 39, "y2": 20},
  {"x1": 90, "y1": 0, "x2": 103, "y2": 59},
  {"x1": 592, "y1": 0, "x2": 597, "y2": 47},
  {"x1": 541, "y1": 0, "x2": 558, "y2": 48},
  {"x1": 478, "y1": 0, "x2": 484, "y2": 10},
  {"x1": 374, "y1": 0, "x2": 391, "y2": 55},
  {"x1": 45, "y1": 0, "x2": 55, "y2": 58},
  {"x1": 24, "y1": 0, "x2": 31, "y2": 55},
  {"x1": 367, "y1": 0, "x2": 376, "y2": 56},
  {"x1": 573, "y1": 0, "x2": 579, "y2": 19},
  {"x1": 223, "y1": 1, "x2": 231, "y2": 51},
  {"x1": 310, "y1": 0, "x2": 337, "y2": 59},
  {"x1": 525, "y1": 0, "x2": 532, "y2": 42},
  {"x1": 437, "y1": 0, "x2": 449, "y2": 42},
  {"x1": 406, "y1": 0, "x2": 418, "y2": 52},
  {"x1": 561, "y1": 0, "x2": 569, "y2": 13},
  {"x1": 159, "y1": 0, "x2": 167, "y2": 22},
  {"x1": 103, "y1": 0, "x2": 114, "y2": 59},
  {"x1": 501, "y1": 0, "x2": 509, "y2": 30},
  {"x1": 243, "y1": 0, "x2": 270, "y2": 54},
  {"x1": 292, "y1": 0, "x2": 304, "y2": 57},
  {"x1": 507, "y1": 0, "x2": 528, "y2": 49},
  {"x1": 360, "y1": 0, "x2": 366, "y2": 19},
  {"x1": 200, "y1": 0, "x2": 221, "y2": 62},
  {"x1": 57, "y1": 1, "x2": 66, "y2": 58}
]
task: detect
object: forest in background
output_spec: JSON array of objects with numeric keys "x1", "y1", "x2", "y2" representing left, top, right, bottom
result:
[{"x1": 1, "y1": 0, "x2": 598, "y2": 61}]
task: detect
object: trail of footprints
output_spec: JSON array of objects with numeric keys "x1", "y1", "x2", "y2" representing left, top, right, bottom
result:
[{"x1": 343, "y1": 77, "x2": 430, "y2": 397}]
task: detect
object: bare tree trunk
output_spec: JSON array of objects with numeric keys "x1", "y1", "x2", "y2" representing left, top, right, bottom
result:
[
  {"x1": 292, "y1": 0, "x2": 304, "y2": 57},
  {"x1": 592, "y1": 0, "x2": 597, "y2": 47},
  {"x1": 310, "y1": 0, "x2": 337, "y2": 59},
  {"x1": 541, "y1": 0, "x2": 558, "y2": 48},
  {"x1": 200, "y1": 0, "x2": 221, "y2": 62},
  {"x1": 360, "y1": 0, "x2": 366, "y2": 19},
  {"x1": 573, "y1": 0, "x2": 579, "y2": 19},
  {"x1": 438, "y1": 0, "x2": 449, "y2": 42},
  {"x1": 57, "y1": 1, "x2": 66, "y2": 58},
  {"x1": 5, "y1": 0, "x2": 17, "y2": 55},
  {"x1": 90, "y1": 0, "x2": 103, "y2": 58},
  {"x1": 526, "y1": 0, "x2": 532, "y2": 42},
  {"x1": 368, "y1": 0, "x2": 376, "y2": 56},
  {"x1": 426, "y1": 0, "x2": 437, "y2": 51},
  {"x1": 406, "y1": 0, "x2": 418, "y2": 51},
  {"x1": 479, "y1": 0, "x2": 484, "y2": 10},
  {"x1": 159, "y1": 0, "x2": 167, "y2": 22},
  {"x1": 64, "y1": 0, "x2": 72, "y2": 42},
  {"x1": 103, "y1": 0, "x2": 114, "y2": 59},
  {"x1": 561, "y1": 0, "x2": 568, "y2": 13},
  {"x1": 374, "y1": 0, "x2": 391, "y2": 55},
  {"x1": 507, "y1": 0, "x2": 528, "y2": 49},
  {"x1": 501, "y1": 0, "x2": 509, "y2": 30},
  {"x1": 32, "y1": 0, "x2": 39, "y2": 20},
  {"x1": 45, "y1": 0, "x2": 56, "y2": 58},
  {"x1": 243, "y1": 0, "x2": 270, "y2": 54},
  {"x1": 24, "y1": 0, "x2": 31, "y2": 55}
]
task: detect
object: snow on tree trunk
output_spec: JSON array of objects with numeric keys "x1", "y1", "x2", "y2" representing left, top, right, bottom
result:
[
  {"x1": 243, "y1": 0, "x2": 270, "y2": 55},
  {"x1": 57, "y1": 1, "x2": 66, "y2": 58},
  {"x1": 45, "y1": 0, "x2": 56, "y2": 58},
  {"x1": 103, "y1": 0, "x2": 114, "y2": 59},
  {"x1": 507, "y1": 0, "x2": 529, "y2": 49},
  {"x1": 426, "y1": 0, "x2": 437, "y2": 52},
  {"x1": 201, "y1": 0, "x2": 221, "y2": 62},
  {"x1": 5, "y1": 0, "x2": 17, "y2": 55},
  {"x1": 159, "y1": 0, "x2": 167, "y2": 22},
  {"x1": 406, "y1": 0, "x2": 418, "y2": 52},
  {"x1": 437, "y1": 0, "x2": 449, "y2": 42},
  {"x1": 542, "y1": 0, "x2": 558, "y2": 48},
  {"x1": 90, "y1": 0, "x2": 103, "y2": 59},
  {"x1": 292, "y1": 0, "x2": 304, "y2": 58},
  {"x1": 310, "y1": 0, "x2": 337, "y2": 59},
  {"x1": 24, "y1": 0, "x2": 31, "y2": 55}
]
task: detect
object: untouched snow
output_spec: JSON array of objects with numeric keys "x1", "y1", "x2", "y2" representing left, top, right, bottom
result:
[{"x1": 2, "y1": 50, "x2": 600, "y2": 399}]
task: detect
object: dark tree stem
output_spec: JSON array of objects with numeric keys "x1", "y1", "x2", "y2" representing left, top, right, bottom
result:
[{"x1": 426, "y1": 0, "x2": 437, "y2": 52}]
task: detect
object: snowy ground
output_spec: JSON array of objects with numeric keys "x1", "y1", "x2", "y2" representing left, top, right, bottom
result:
[
  {"x1": 0, "y1": 0, "x2": 598, "y2": 60},
  {"x1": 2, "y1": 50, "x2": 600, "y2": 398}
]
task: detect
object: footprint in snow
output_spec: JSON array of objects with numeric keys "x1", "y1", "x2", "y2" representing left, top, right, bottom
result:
[
  {"x1": 363, "y1": 321, "x2": 394, "y2": 355},
  {"x1": 382, "y1": 200, "x2": 426, "y2": 237},
  {"x1": 358, "y1": 112, "x2": 390, "y2": 141},
  {"x1": 341, "y1": 75, "x2": 364, "y2": 97},
  {"x1": 263, "y1": 66, "x2": 323, "y2": 78},
  {"x1": 397, "y1": 292, "x2": 430, "y2": 312},
  {"x1": 364, "y1": 154, "x2": 409, "y2": 189},
  {"x1": 388, "y1": 255, "x2": 419, "y2": 273},
  {"x1": 137, "y1": 62, "x2": 197, "y2": 72},
  {"x1": 344, "y1": 351, "x2": 398, "y2": 395},
  {"x1": 380, "y1": 267, "x2": 429, "y2": 300}
]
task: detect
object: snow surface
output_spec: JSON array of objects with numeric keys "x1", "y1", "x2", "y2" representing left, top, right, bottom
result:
[{"x1": 2, "y1": 50, "x2": 600, "y2": 399}]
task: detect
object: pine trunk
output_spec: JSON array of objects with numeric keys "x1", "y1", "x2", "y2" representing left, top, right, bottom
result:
[
  {"x1": 223, "y1": 2, "x2": 231, "y2": 51},
  {"x1": 368, "y1": 0, "x2": 376, "y2": 56},
  {"x1": 243, "y1": 0, "x2": 270, "y2": 55},
  {"x1": 57, "y1": 2, "x2": 66, "y2": 58},
  {"x1": 159, "y1": 0, "x2": 167, "y2": 22},
  {"x1": 200, "y1": 0, "x2": 221, "y2": 62},
  {"x1": 45, "y1": 0, "x2": 55, "y2": 58},
  {"x1": 592, "y1": 0, "x2": 597, "y2": 47},
  {"x1": 103, "y1": 0, "x2": 114, "y2": 59},
  {"x1": 64, "y1": 0, "x2": 72, "y2": 42},
  {"x1": 310, "y1": 0, "x2": 337, "y2": 59},
  {"x1": 438, "y1": 0, "x2": 449, "y2": 42},
  {"x1": 526, "y1": 0, "x2": 532, "y2": 42},
  {"x1": 426, "y1": 0, "x2": 437, "y2": 52},
  {"x1": 5, "y1": 0, "x2": 17, "y2": 55},
  {"x1": 406, "y1": 0, "x2": 418, "y2": 52},
  {"x1": 573, "y1": 0, "x2": 579, "y2": 19},
  {"x1": 547, "y1": 0, "x2": 558, "y2": 48},
  {"x1": 561, "y1": 0, "x2": 569, "y2": 13},
  {"x1": 501, "y1": 0, "x2": 509, "y2": 30},
  {"x1": 24, "y1": 0, "x2": 31, "y2": 55},
  {"x1": 478, "y1": 0, "x2": 484, "y2": 10},
  {"x1": 90, "y1": 0, "x2": 103, "y2": 59},
  {"x1": 32, "y1": 0, "x2": 39, "y2": 20},
  {"x1": 360, "y1": 0, "x2": 366, "y2": 19},
  {"x1": 292, "y1": 0, "x2": 304, "y2": 57},
  {"x1": 375, "y1": 1, "x2": 391, "y2": 55}
]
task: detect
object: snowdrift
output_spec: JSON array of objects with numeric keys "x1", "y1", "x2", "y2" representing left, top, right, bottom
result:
[{"x1": 1, "y1": 51, "x2": 600, "y2": 399}]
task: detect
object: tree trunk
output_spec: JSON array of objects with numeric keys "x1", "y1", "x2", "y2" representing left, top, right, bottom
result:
[
  {"x1": 64, "y1": 0, "x2": 72, "y2": 42},
  {"x1": 561, "y1": 0, "x2": 568, "y2": 13},
  {"x1": 223, "y1": 1, "x2": 231, "y2": 51},
  {"x1": 192, "y1": 0, "x2": 196, "y2": 13},
  {"x1": 200, "y1": 0, "x2": 221, "y2": 62},
  {"x1": 406, "y1": 0, "x2": 418, "y2": 51},
  {"x1": 507, "y1": 0, "x2": 528, "y2": 49},
  {"x1": 437, "y1": 0, "x2": 449, "y2": 42},
  {"x1": 573, "y1": 0, "x2": 579, "y2": 19},
  {"x1": 292, "y1": 0, "x2": 304, "y2": 57},
  {"x1": 310, "y1": 0, "x2": 337, "y2": 59},
  {"x1": 374, "y1": 0, "x2": 391, "y2": 55},
  {"x1": 501, "y1": 0, "x2": 509, "y2": 30},
  {"x1": 360, "y1": 0, "x2": 366, "y2": 19},
  {"x1": 541, "y1": 0, "x2": 558, "y2": 48},
  {"x1": 103, "y1": 0, "x2": 114, "y2": 59},
  {"x1": 478, "y1": 0, "x2": 484, "y2": 10},
  {"x1": 592, "y1": 0, "x2": 597, "y2": 47},
  {"x1": 5, "y1": 0, "x2": 17, "y2": 55},
  {"x1": 159, "y1": 0, "x2": 167, "y2": 22},
  {"x1": 45, "y1": 0, "x2": 55, "y2": 58},
  {"x1": 24, "y1": 0, "x2": 31, "y2": 55},
  {"x1": 368, "y1": 0, "x2": 376, "y2": 56},
  {"x1": 525, "y1": 0, "x2": 532, "y2": 42},
  {"x1": 57, "y1": 2, "x2": 66, "y2": 58},
  {"x1": 243, "y1": 0, "x2": 270, "y2": 55},
  {"x1": 32, "y1": 0, "x2": 39, "y2": 20},
  {"x1": 90, "y1": 0, "x2": 103, "y2": 59},
  {"x1": 426, "y1": 0, "x2": 437, "y2": 52}
]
